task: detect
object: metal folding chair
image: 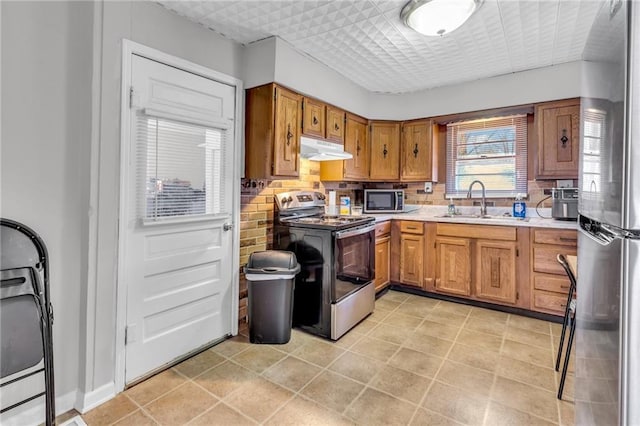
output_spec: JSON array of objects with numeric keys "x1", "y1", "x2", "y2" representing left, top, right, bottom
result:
[
  {"x1": 1, "y1": 219, "x2": 55, "y2": 425},
  {"x1": 555, "y1": 253, "x2": 577, "y2": 400}
]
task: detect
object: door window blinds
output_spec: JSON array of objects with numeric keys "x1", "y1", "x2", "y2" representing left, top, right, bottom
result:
[
  {"x1": 136, "y1": 113, "x2": 228, "y2": 221},
  {"x1": 446, "y1": 115, "x2": 528, "y2": 197}
]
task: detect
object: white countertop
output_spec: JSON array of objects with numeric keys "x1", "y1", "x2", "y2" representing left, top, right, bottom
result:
[{"x1": 364, "y1": 205, "x2": 578, "y2": 230}]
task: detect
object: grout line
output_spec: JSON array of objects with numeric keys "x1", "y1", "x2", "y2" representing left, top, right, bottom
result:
[
  {"x1": 410, "y1": 303, "x2": 472, "y2": 425},
  {"x1": 119, "y1": 391, "x2": 163, "y2": 426}
]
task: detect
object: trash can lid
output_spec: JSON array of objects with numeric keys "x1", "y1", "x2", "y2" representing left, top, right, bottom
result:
[
  {"x1": 246, "y1": 250, "x2": 298, "y2": 269},
  {"x1": 244, "y1": 250, "x2": 300, "y2": 275}
]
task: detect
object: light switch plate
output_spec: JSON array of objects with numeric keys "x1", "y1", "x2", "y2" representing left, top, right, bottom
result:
[
  {"x1": 556, "y1": 179, "x2": 574, "y2": 188},
  {"x1": 424, "y1": 182, "x2": 433, "y2": 193}
]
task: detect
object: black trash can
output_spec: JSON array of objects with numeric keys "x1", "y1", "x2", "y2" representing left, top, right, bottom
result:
[{"x1": 244, "y1": 250, "x2": 300, "y2": 344}]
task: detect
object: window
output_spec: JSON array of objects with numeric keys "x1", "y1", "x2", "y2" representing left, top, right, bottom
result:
[
  {"x1": 581, "y1": 108, "x2": 605, "y2": 195},
  {"x1": 446, "y1": 115, "x2": 528, "y2": 198},
  {"x1": 136, "y1": 114, "x2": 228, "y2": 221}
]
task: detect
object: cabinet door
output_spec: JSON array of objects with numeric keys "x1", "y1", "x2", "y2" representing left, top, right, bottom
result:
[
  {"x1": 375, "y1": 236, "x2": 391, "y2": 292},
  {"x1": 401, "y1": 120, "x2": 432, "y2": 181},
  {"x1": 302, "y1": 97, "x2": 325, "y2": 138},
  {"x1": 370, "y1": 121, "x2": 400, "y2": 180},
  {"x1": 435, "y1": 237, "x2": 471, "y2": 296},
  {"x1": 400, "y1": 233, "x2": 424, "y2": 287},
  {"x1": 475, "y1": 240, "x2": 517, "y2": 304},
  {"x1": 273, "y1": 87, "x2": 301, "y2": 177},
  {"x1": 536, "y1": 101, "x2": 580, "y2": 179},
  {"x1": 344, "y1": 113, "x2": 369, "y2": 179},
  {"x1": 326, "y1": 106, "x2": 345, "y2": 143}
]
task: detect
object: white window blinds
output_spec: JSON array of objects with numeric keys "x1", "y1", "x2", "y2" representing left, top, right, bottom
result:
[
  {"x1": 136, "y1": 114, "x2": 228, "y2": 221},
  {"x1": 446, "y1": 115, "x2": 528, "y2": 197}
]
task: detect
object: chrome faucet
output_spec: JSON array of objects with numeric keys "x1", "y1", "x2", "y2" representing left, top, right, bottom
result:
[{"x1": 467, "y1": 180, "x2": 487, "y2": 216}]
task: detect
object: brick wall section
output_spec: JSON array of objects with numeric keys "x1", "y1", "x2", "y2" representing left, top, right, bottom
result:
[{"x1": 238, "y1": 159, "x2": 323, "y2": 323}]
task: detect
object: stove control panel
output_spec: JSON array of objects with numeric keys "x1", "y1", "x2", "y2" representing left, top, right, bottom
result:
[{"x1": 275, "y1": 191, "x2": 326, "y2": 210}]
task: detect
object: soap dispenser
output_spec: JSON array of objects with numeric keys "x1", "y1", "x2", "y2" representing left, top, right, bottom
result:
[
  {"x1": 448, "y1": 197, "x2": 456, "y2": 215},
  {"x1": 513, "y1": 194, "x2": 526, "y2": 219}
]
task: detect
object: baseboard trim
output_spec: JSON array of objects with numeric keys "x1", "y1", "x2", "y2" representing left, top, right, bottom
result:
[
  {"x1": 76, "y1": 382, "x2": 116, "y2": 414},
  {"x1": 0, "y1": 390, "x2": 76, "y2": 426}
]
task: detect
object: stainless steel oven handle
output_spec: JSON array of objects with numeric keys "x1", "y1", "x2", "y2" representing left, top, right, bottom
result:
[{"x1": 335, "y1": 224, "x2": 375, "y2": 240}]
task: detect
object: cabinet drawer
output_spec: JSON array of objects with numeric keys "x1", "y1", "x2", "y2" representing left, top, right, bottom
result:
[
  {"x1": 376, "y1": 221, "x2": 391, "y2": 238},
  {"x1": 400, "y1": 221, "x2": 424, "y2": 234},
  {"x1": 532, "y1": 229, "x2": 578, "y2": 246},
  {"x1": 532, "y1": 290, "x2": 568, "y2": 316},
  {"x1": 533, "y1": 245, "x2": 577, "y2": 275},
  {"x1": 533, "y1": 273, "x2": 571, "y2": 294},
  {"x1": 437, "y1": 223, "x2": 516, "y2": 241}
]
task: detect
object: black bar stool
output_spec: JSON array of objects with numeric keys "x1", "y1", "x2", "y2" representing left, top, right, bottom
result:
[{"x1": 555, "y1": 253, "x2": 577, "y2": 400}]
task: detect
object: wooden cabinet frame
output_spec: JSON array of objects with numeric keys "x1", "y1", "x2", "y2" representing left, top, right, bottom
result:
[
  {"x1": 530, "y1": 228, "x2": 577, "y2": 315},
  {"x1": 245, "y1": 83, "x2": 301, "y2": 179},
  {"x1": 374, "y1": 221, "x2": 391, "y2": 292},
  {"x1": 535, "y1": 98, "x2": 580, "y2": 179}
]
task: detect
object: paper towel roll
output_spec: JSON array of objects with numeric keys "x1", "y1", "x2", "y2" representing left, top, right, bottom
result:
[{"x1": 328, "y1": 191, "x2": 337, "y2": 215}]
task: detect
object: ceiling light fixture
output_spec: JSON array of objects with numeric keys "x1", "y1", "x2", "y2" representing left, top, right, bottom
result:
[{"x1": 401, "y1": 0, "x2": 484, "y2": 37}]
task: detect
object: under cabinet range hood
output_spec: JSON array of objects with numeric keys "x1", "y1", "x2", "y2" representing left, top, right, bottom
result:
[{"x1": 300, "y1": 136, "x2": 353, "y2": 161}]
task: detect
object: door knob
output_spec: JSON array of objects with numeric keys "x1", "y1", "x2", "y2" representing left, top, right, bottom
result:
[{"x1": 223, "y1": 223, "x2": 233, "y2": 231}]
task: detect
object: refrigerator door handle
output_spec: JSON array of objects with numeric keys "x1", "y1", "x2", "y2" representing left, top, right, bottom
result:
[{"x1": 600, "y1": 223, "x2": 640, "y2": 240}]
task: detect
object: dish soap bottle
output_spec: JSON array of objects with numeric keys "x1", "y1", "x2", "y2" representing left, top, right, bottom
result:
[
  {"x1": 448, "y1": 197, "x2": 456, "y2": 215},
  {"x1": 513, "y1": 194, "x2": 526, "y2": 219}
]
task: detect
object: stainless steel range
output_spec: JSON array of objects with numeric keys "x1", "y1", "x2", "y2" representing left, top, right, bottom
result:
[{"x1": 274, "y1": 191, "x2": 375, "y2": 340}]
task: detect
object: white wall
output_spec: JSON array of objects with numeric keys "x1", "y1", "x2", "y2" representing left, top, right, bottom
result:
[
  {"x1": 0, "y1": 1, "x2": 244, "y2": 422},
  {"x1": 0, "y1": 0, "x2": 94, "y2": 421},
  {"x1": 367, "y1": 61, "x2": 584, "y2": 120},
  {"x1": 261, "y1": 38, "x2": 583, "y2": 120},
  {"x1": 241, "y1": 37, "x2": 276, "y2": 89}
]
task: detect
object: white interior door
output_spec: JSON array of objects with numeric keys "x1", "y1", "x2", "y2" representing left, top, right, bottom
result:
[{"x1": 123, "y1": 54, "x2": 236, "y2": 383}]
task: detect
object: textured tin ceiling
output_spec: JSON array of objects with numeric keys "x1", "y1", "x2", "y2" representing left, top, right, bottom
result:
[{"x1": 158, "y1": 0, "x2": 607, "y2": 94}]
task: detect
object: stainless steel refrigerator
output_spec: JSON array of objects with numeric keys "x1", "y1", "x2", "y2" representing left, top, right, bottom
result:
[{"x1": 577, "y1": 1, "x2": 640, "y2": 424}]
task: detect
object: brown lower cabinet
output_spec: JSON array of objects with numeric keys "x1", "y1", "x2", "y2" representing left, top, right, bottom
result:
[
  {"x1": 434, "y1": 236, "x2": 471, "y2": 296},
  {"x1": 400, "y1": 233, "x2": 424, "y2": 287},
  {"x1": 374, "y1": 221, "x2": 391, "y2": 292},
  {"x1": 389, "y1": 220, "x2": 578, "y2": 315},
  {"x1": 393, "y1": 221, "x2": 531, "y2": 310},
  {"x1": 530, "y1": 228, "x2": 578, "y2": 315}
]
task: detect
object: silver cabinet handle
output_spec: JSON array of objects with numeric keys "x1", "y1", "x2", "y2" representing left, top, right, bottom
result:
[{"x1": 223, "y1": 223, "x2": 233, "y2": 231}]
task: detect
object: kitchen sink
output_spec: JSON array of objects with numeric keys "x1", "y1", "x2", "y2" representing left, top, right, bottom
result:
[{"x1": 435, "y1": 213, "x2": 529, "y2": 222}]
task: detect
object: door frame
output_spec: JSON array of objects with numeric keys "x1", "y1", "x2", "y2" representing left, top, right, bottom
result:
[{"x1": 115, "y1": 40, "x2": 242, "y2": 392}]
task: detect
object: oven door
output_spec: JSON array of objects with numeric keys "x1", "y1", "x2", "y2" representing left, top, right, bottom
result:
[{"x1": 333, "y1": 224, "x2": 375, "y2": 303}]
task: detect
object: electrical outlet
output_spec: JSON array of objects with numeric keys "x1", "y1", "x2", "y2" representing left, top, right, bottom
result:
[{"x1": 424, "y1": 182, "x2": 433, "y2": 193}]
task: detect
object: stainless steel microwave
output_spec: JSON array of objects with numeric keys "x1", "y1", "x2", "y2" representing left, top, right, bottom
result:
[{"x1": 363, "y1": 189, "x2": 404, "y2": 213}]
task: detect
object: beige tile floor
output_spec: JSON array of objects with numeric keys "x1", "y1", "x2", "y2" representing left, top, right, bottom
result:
[{"x1": 80, "y1": 290, "x2": 575, "y2": 425}]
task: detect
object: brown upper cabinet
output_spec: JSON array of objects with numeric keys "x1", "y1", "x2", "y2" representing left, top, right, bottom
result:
[
  {"x1": 245, "y1": 84, "x2": 302, "y2": 179},
  {"x1": 302, "y1": 97, "x2": 326, "y2": 139},
  {"x1": 302, "y1": 98, "x2": 346, "y2": 145},
  {"x1": 326, "y1": 105, "x2": 346, "y2": 143},
  {"x1": 535, "y1": 98, "x2": 580, "y2": 179},
  {"x1": 369, "y1": 121, "x2": 401, "y2": 181},
  {"x1": 344, "y1": 113, "x2": 369, "y2": 179},
  {"x1": 320, "y1": 113, "x2": 369, "y2": 181},
  {"x1": 401, "y1": 119, "x2": 434, "y2": 181}
]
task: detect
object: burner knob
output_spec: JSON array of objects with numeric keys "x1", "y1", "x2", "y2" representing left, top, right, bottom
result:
[
  {"x1": 287, "y1": 196, "x2": 293, "y2": 203},
  {"x1": 281, "y1": 197, "x2": 288, "y2": 205}
]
